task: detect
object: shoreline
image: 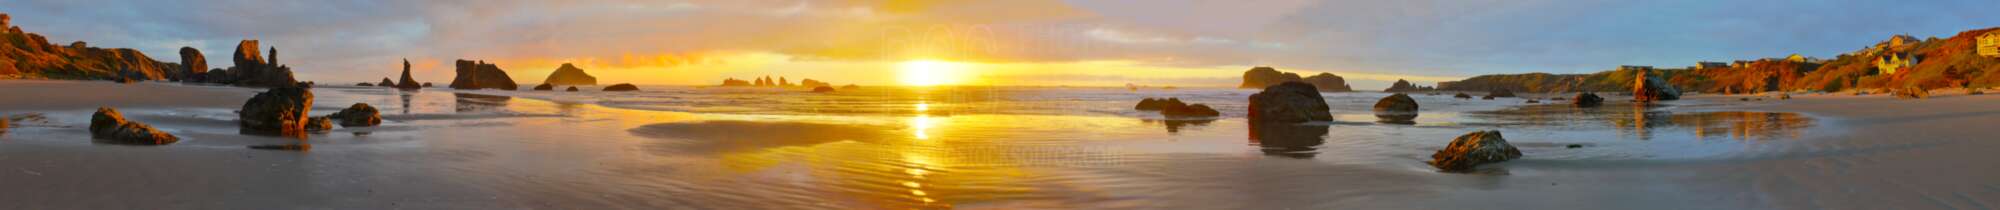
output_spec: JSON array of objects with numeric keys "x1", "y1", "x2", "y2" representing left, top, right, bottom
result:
[{"x1": 2, "y1": 80, "x2": 1997, "y2": 209}]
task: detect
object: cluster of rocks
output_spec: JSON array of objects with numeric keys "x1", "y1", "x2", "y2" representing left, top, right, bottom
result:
[
  {"x1": 185, "y1": 40, "x2": 303, "y2": 87},
  {"x1": 356, "y1": 59, "x2": 423, "y2": 89},
  {"x1": 1134, "y1": 97, "x2": 1220, "y2": 118},
  {"x1": 238, "y1": 87, "x2": 381, "y2": 136},
  {"x1": 1240, "y1": 67, "x2": 1351, "y2": 92},
  {"x1": 1234, "y1": 81, "x2": 1526, "y2": 172},
  {"x1": 721, "y1": 76, "x2": 847, "y2": 92}
]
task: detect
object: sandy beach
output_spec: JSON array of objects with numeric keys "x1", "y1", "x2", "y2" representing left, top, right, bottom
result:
[{"x1": 1, "y1": 80, "x2": 1997, "y2": 209}]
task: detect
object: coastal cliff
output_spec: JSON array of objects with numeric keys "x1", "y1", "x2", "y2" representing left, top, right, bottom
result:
[
  {"x1": 1, "y1": 13, "x2": 297, "y2": 87},
  {"x1": 1442, "y1": 27, "x2": 2000, "y2": 93}
]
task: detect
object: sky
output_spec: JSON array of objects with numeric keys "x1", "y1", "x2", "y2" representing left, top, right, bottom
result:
[{"x1": 4, "y1": 0, "x2": 1998, "y2": 89}]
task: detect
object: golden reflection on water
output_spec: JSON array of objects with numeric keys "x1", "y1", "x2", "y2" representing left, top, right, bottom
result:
[{"x1": 1475, "y1": 103, "x2": 1816, "y2": 141}]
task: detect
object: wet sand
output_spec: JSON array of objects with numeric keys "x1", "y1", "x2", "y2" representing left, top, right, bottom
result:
[{"x1": 1, "y1": 80, "x2": 1997, "y2": 209}]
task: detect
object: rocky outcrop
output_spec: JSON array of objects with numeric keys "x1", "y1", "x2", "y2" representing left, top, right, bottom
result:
[
  {"x1": 1573, "y1": 92, "x2": 1604, "y2": 107},
  {"x1": 812, "y1": 86, "x2": 835, "y2": 93},
  {"x1": 1240, "y1": 67, "x2": 1303, "y2": 89},
  {"x1": 90, "y1": 107, "x2": 178, "y2": 145},
  {"x1": 327, "y1": 103, "x2": 381, "y2": 127},
  {"x1": 377, "y1": 78, "x2": 395, "y2": 87},
  {"x1": 395, "y1": 59, "x2": 421, "y2": 89},
  {"x1": 1301, "y1": 73, "x2": 1353, "y2": 92},
  {"x1": 239, "y1": 87, "x2": 313, "y2": 135},
  {"x1": 532, "y1": 83, "x2": 554, "y2": 91},
  {"x1": 542, "y1": 63, "x2": 597, "y2": 86},
  {"x1": 1373, "y1": 93, "x2": 1419, "y2": 124},
  {"x1": 603, "y1": 83, "x2": 639, "y2": 91},
  {"x1": 1454, "y1": 93, "x2": 1472, "y2": 99},
  {"x1": 1633, "y1": 69, "x2": 1681, "y2": 102},
  {"x1": 565, "y1": 86, "x2": 579, "y2": 92},
  {"x1": 448, "y1": 60, "x2": 518, "y2": 90},
  {"x1": 1428, "y1": 130, "x2": 1522, "y2": 172},
  {"x1": 0, "y1": 14, "x2": 181, "y2": 81},
  {"x1": 1248, "y1": 82, "x2": 1333, "y2": 123},
  {"x1": 214, "y1": 40, "x2": 300, "y2": 88}
]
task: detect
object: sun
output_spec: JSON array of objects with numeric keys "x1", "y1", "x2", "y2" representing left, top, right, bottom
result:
[{"x1": 899, "y1": 60, "x2": 967, "y2": 86}]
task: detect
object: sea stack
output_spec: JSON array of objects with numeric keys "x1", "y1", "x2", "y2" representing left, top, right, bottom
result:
[
  {"x1": 224, "y1": 40, "x2": 300, "y2": 88},
  {"x1": 1384, "y1": 79, "x2": 1420, "y2": 92},
  {"x1": 448, "y1": 59, "x2": 519, "y2": 90},
  {"x1": 1301, "y1": 73, "x2": 1353, "y2": 92},
  {"x1": 542, "y1": 63, "x2": 597, "y2": 86},
  {"x1": 395, "y1": 59, "x2": 421, "y2": 90},
  {"x1": 1247, "y1": 82, "x2": 1334, "y2": 123},
  {"x1": 1239, "y1": 66, "x2": 1303, "y2": 89},
  {"x1": 178, "y1": 47, "x2": 206, "y2": 82}
]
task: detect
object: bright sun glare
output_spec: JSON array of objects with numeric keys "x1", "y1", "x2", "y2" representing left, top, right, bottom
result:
[{"x1": 899, "y1": 60, "x2": 966, "y2": 86}]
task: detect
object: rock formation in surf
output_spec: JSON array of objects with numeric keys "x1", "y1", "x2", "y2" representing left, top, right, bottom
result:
[
  {"x1": 542, "y1": 63, "x2": 597, "y2": 86},
  {"x1": 1247, "y1": 82, "x2": 1334, "y2": 122},
  {"x1": 448, "y1": 59, "x2": 518, "y2": 90},
  {"x1": 90, "y1": 107, "x2": 179, "y2": 145},
  {"x1": 1429, "y1": 130, "x2": 1521, "y2": 172}
]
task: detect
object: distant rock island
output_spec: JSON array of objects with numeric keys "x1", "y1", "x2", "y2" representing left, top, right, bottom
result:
[
  {"x1": 448, "y1": 59, "x2": 518, "y2": 90},
  {"x1": 0, "y1": 13, "x2": 298, "y2": 87},
  {"x1": 721, "y1": 76, "x2": 839, "y2": 88},
  {"x1": 1240, "y1": 67, "x2": 1351, "y2": 92},
  {"x1": 1441, "y1": 27, "x2": 2000, "y2": 94},
  {"x1": 541, "y1": 63, "x2": 596, "y2": 86}
]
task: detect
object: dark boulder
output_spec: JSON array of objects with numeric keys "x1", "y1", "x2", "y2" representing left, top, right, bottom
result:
[
  {"x1": 1454, "y1": 93, "x2": 1472, "y2": 99},
  {"x1": 90, "y1": 107, "x2": 178, "y2": 145},
  {"x1": 1573, "y1": 92, "x2": 1604, "y2": 107},
  {"x1": 532, "y1": 83, "x2": 554, "y2": 91},
  {"x1": 327, "y1": 103, "x2": 381, "y2": 127},
  {"x1": 1134, "y1": 98, "x2": 1185, "y2": 111},
  {"x1": 356, "y1": 82, "x2": 375, "y2": 86},
  {"x1": 565, "y1": 86, "x2": 579, "y2": 92},
  {"x1": 812, "y1": 86, "x2": 835, "y2": 93},
  {"x1": 447, "y1": 60, "x2": 519, "y2": 90},
  {"x1": 377, "y1": 78, "x2": 395, "y2": 87},
  {"x1": 1632, "y1": 69, "x2": 1681, "y2": 102},
  {"x1": 542, "y1": 63, "x2": 598, "y2": 86},
  {"x1": 422, "y1": 82, "x2": 433, "y2": 87},
  {"x1": 1373, "y1": 93, "x2": 1419, "y2": 124},
  {"x1": 304, "y1": 116, "x2": 333, "y2": 132},
  {"x1": 1481, "y1": 95, "x2": 1496, "y2": 100},
  {"x1": 1247, "y1": 82, "x2": 1333, "y2": 123},
  {"x1": 1162, "y1": 104, "x2": 1221, "y2": 118},
  {"x1": 1429, "y1": 130, "x2": 1522, "y2": 172},
  {"x1": 603, "y1": 83, "x2": 639, "y2": 91},
  {"x1": 239, "y1": 87, "x2": 313, "y2": 135}
]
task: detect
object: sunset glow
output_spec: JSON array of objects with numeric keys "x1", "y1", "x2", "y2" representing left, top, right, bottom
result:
[{"x1": 898, "y1": 60, "x2": 970, "y2": 86}]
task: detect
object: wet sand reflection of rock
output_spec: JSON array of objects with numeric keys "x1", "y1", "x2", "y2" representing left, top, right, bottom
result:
[
  {"x1": 1143, "y1": 119, "x2": 1215, "y2": 133},
  {"x1": 453, "y1": 93, "x2": 512, "y2": 113},
  {"x1": 1471, "y1": 103, "x2": 1815, "y2": 141},
  {"x1": 1248, "y1": 122, "x2": 1329, "y2": 159}
]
